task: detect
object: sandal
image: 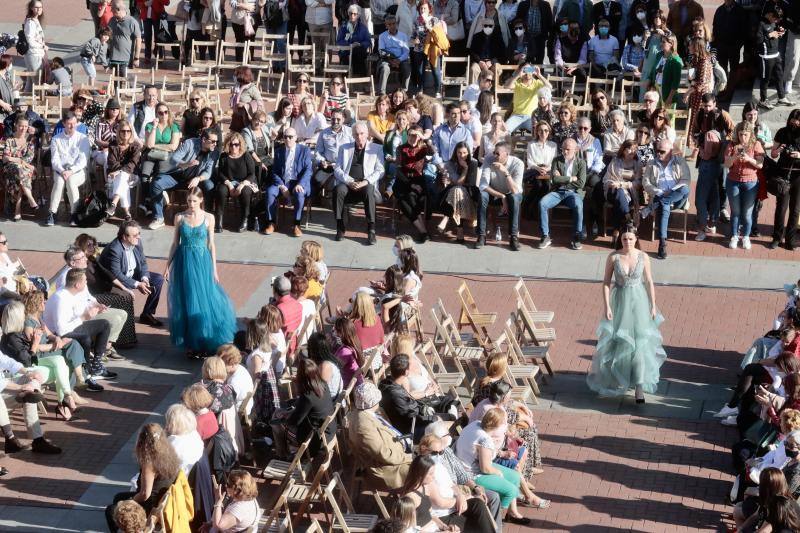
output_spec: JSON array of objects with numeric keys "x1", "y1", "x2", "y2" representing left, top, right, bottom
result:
[{"x1": 535, "y1": 499, "x2": 551, "y2": 509}]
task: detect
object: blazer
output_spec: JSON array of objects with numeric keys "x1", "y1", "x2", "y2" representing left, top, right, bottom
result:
[
  {"x1": 641, "y1": 155, "x2": 691, "y2": 197},
  {"x1": 666, "y1": 0, "x2": 704, "y2": 38},
  {"x1": 98, "y1": 237, "x2": 151, "y2": 290},
  {"x1": 333, "y1": 142, "x2": 386, "y2": 186},
  {"x1": 549, "y1": 156, "x2": 587, "y2": 196},
  {"x1": 516, "y1": 0, "x2": 553, "y2": 37},
  {"x1": 271, "y1": 143, "x2": 312, "y2": 194},
  {"x1": 346, "y1": 409, "x2": 412, "y2": 490}
]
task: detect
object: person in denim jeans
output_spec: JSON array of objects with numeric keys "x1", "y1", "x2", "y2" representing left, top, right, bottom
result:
[
  {"x1": 691, "y1": 93, "x2": 735, "y2": 241},
  {"x1": 476, "y1": 142, "x2": 525, "y2": 250},
  {"x1": 538, "y1": 138, "x2": 586, "y2": 250},
  {"x1": 723, "y1": 122, "x2": 765, "y2": 250},
  {"x1": 641, "y1": 139, "x2": 691, "y2": 259},
  {"x1": 147, "y1": 132, "x2": 219, "y2": 230}
]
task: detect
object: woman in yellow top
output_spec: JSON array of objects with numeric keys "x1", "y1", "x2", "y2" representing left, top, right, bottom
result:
[
  {"x1": 503, "y1": 63, "x2": 551, "y2": 134},
  {"x1": 367, "y1": 95, "x2": 395, "y2": 143},
  {"x1": 292, "y1": 256, "x2": 324, "y2": 301}
]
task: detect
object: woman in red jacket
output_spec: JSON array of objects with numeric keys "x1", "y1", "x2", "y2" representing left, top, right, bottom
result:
[{"x1": 136, "y1": 0, "x2": 170, "y2": 64}]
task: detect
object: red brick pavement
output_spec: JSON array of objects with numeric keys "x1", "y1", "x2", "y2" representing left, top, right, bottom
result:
[{"x1": 0, "y1": 250, "x2": 786, "y2": 530}]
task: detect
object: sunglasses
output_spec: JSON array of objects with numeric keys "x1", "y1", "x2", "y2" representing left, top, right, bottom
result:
[
  {"x1": 577, "y1": 126, "x2": 589, "y2": 130},
  {"x1": 206, "y1": 138, "x2": 219, "y2": 144},
  {"x1": 656, "y1": 149, "x2": 669, "y2": 155},
  {"x1": 483, "y1": 24, "x2": 494, "y2": 28},
  {"x1": 637, "y1": 130, "x2": 649, "y2": 135},
  {"x1": 190, "y1": 98, "x2": 200, "y2": 102},
  {"x1": 230, "y1": 142, "x2": 241, "y2": 147},
  {"x1": 158, "y1": 110, "x2": 169, "y2": 115},
  {"x1": 0, "y1": 241, "x2": 8, "y2": 245},
  {"x1": 299, "y1": 79, "x2": 309, "y2": 84},
  {"x1": 655, "y1": 115, "x2": 666, "y2": 120},
  {"x1": 559, "y1": 111, "x2": 570, "y2": 115},
  {"x1": 484, "y1": 78, "x2": 494, "y2": 83},
  {"x1": 333, "y1": 81, "x2": 343, "y2": 86},
  {"x1": 119, "y1": 129, "x2": 132, "y2": 133}
]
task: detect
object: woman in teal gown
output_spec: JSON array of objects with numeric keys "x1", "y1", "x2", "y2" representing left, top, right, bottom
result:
[
  {"x1": 165, "y1": 187, "x2": 236, "y2": 355},
  {"x1": 587, "y1": 227, "x2": 666, "y2": 402}
]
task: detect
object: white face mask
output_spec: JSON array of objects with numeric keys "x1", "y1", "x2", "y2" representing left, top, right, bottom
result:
[
  {"x1": 632, "y1": 35, "x2": 642, "y2": 44},
  {"x1": 392, "y1": 245, "x2": 399, "y2": 257},
  {"x1": 515, "y1": 28, "x2": 524, "y2": 36},
  {"x1": 636, "y1": 11, "x2": 646, "y2": 20},
  {"x1": 483, "y1": 26, "x2": 494, "y2": 35}
]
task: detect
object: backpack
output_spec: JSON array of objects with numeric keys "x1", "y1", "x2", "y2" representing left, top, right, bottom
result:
[
  {"x1": 74, "y1": 190, "x2": 109, "y2": 228},
  {"x1": 16, "y1": 27, "x2": 28, "y2": 56}
]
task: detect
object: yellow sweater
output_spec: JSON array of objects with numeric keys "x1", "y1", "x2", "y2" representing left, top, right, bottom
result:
[{"x1": 164, "y1": 469, "x2": 194, "y2": 533}]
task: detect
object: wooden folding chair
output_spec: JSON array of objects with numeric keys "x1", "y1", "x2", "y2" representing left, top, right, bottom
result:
[
  {"x1": 513, "y1": 278, "x2": 555, "y2": 325},
  {"x1": 430, "y1": 302, "x2": 484, "y2": 389},
  {"x1": 372, "y1": 490, "x2": 391, "y2": 519},
  {"x1": 513, "y1": 302, "x2": 555, "y2": 377},
  {"x1": 617, "y1": 75, "x2": 637, "y2": 106},
  {"x1": 546, "y1": 74, "x2": 576, "y2": 104},
  {"x1": 261, "y1": 434, "x2": 313, "y2": 485},
  {"x1": 287, "y1": 435, "x2": 338, "y2": 525},
  {"x1": 325, "y1": 472, "x2": 379, "y2": 532},
  {"x1": 189, "y1": 40, "x2": 219, "y2": 70},
  {"x1": 154, "y1": 40, "x2": 183, "y2": 70},
  {"x1": 440, "y1": 56, "x2": 470, "y2": 98},
  {"x1": 287, "y1": 42, "x2": 316, "y2": 77},
  {"x1": 263, "y1": 479, "x2": 295, "y2": 533},
  {"x1": 583, "y1": 76, "x2": 616, "y2": 105},
  {"x1": 344, "y1": 76, "x2": 375, "y2": 97},
  {"x1": 417, "y1": 339, "x2": 466, "y2": 392},
  {"x1": 493, "y1": 63, "x2": 518, "y2": 103},
  {"x1": 217, "y1": 41, "x2": 251, "y2": 71},
  {"x1": 306, "y1": 519, "x2": 324, "y2": 533},
  {"x1": 456, "y1": 281, "x2": 496, "y2": 348},
  {"x1": 324, "y1": 45, "x2": 352, "y2": 77}
]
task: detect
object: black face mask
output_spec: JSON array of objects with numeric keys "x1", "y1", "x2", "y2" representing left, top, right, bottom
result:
[{"x1": 787, "y1": 448, "x2": 799, "y2": 459}]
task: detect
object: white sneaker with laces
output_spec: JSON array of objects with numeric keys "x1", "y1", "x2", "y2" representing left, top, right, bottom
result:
[
  {"x1": 705, "y1": 225, "x2": 717, "y2": 235},
  {"x1": 695, "y1": 230, "x2": 706, "y2": 242},
  {"x1": 715, "y1": 404, "x2": 739, "y2": 418},
  {"x1": 721, "y1": 415, "x2": 738, "y2": 426},
  {"x1": 729, "y1": 236, "x2": 739, "y2": 249},
  {"x1": 742, "y1": 237, "x2": 752, "y2": 250}
]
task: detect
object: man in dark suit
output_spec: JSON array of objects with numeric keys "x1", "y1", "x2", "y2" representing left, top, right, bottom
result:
[
  {"x1": 264, "y1": 127, "x2": 313, "y2": 238},
  {"x1": 98, "y1": 220, "x2": 164, "y2": 328},
  {"x1": 515, "y1": 0, "x2": 554, "y2": 64}
]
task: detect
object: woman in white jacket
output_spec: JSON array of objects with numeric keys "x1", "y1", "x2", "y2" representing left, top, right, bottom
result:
[{"x1": 23, "y1": 0, "x2": 47, "y2": 92}]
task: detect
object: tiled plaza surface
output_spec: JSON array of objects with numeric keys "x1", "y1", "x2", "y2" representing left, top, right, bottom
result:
[{"x1": 0, "y1": 248, "x2": 785, "y2": 531}]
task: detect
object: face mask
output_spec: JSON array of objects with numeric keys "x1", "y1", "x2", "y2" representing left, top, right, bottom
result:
[
  {"x1": 515, "y1": 28, "x2": 524, "y2": 37},
  {"x1": 560, "y1": 24, "x2": 568, "y2": 33},
  {"x1": 636, "y1": 11, "x2": 646, "y2": 20},
  {"x1": 392, "y1": 245, "x2": 399, "y2": 257},
  {"x1": 599, "y1": 27, "x2": 609, "y2": 36},
  {"x1": 483, "y1": 26, "x2": 494, "y2": 35},
  {"x1": 632, "y1": 35, "x2": 642, "y2": 44},
  {"x1": 787, "y1": 448, "x2": 800, "y2": 459}
]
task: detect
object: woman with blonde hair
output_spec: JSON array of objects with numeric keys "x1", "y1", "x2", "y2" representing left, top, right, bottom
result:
[
  {"x1": 479, "y1": 112, "x2": 508, "y2": 162},
  {"x1": 292, "y1": 256, "x2": 323, "y2": 301},
  {"x1": 105, "y1": 120, "x2": 141, "y2": 221},
  {"x1": 181, "y1": 382, "x2": 218, "y2": 440},
  {"x1": 164, "y1": 403, "x2": 203, "y2": 474},
  {"x1": 391, "y1": 332, "x2": 439, "y2": 399},
  {"x1": 551, "y1": 99, "x2": 578, "y2": 153},
  {"x1": 724, "y1": 121, "x2": 764, "y2": 250},
  {"x1": 202, "y1": 469, "x2": 260, "y2": 532},
  {"x1": 248, "y1": 305, "x2": 286, "y2": 376},
  {"x1": 292, "y1": 96, "x2": 327, "y2": 143},
  {"x1": 471, "y1": 351, "x2": 508, "y2": 405},
  {"x1": 300, "y1": 240, "x2": 328, "y2": 283},
  {"x1": 105, "y1": 423, "x2": 181, "y2": 532},
  {"x1": 141, "y1": 102, "x2": 182, "y2": 182},
  {"x1": 351, "y1": 290, "x2": 385, "y2": 352},
  {"x1": 1, "y1": 300, "x2": 77, "y2": 419},
  {"x1": 214, "y1": 131, "x2": 256, "y2": 233},
  {"x1": 201, "y1": 356, "x2": 235, "y2": 415},
  {"x1": 368, "y1": 94, "x2": 395, "y2": 144}
]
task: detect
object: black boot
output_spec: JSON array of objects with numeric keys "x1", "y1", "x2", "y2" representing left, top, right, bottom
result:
[
  {"x1": 5, "y1": 436, "x2": 25, "y2": 453},
  {"x1": 657, "y1": 239, "x2": 667, "y2": 259},
  {"x1": 335, "y1": 220, "x2": 345, "y2": 241},
  {"x1": 367, "y1": 224, "x2": 376, "y2": 245},
  {"x1": 31, "y1": 437, "x2": 61, "y2": 454}
]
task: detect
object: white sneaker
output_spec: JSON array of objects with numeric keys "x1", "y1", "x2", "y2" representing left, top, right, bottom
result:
[
  {"x1": 715, "y1": 404, "x2": 739, "y2": 418},
  {"x1": 695, "y1": 230, "x2": 706, "y2": 242},
  {"x1": 148, "y1": 219, "x2": 165, "y2": 230},
  {"x1": 787, "y1": 82, "x2": 795, "y2": 94},
  {"x1": 729, "y1": 236, "x2": 739, "y2": 249},
  {"x1": 742, "y1": 237, "x2": 752, "y2": 250},
  {"x1": 730, "y1": 474, "x2": 741, "y2": 503},
  {"x1": 721, "y1": 414, "x2": 738, "y2": 426},
  {"x1": 705, "y1": 225, "x2": 717, "y2": 235}
]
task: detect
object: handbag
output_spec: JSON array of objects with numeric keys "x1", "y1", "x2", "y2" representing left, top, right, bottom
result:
[
  {"x1": 146, "y1": 148, "x2": 170, "y2": 162},
  {"x1": 446, "y1": 19, "x2": 465, "y2": 42}
]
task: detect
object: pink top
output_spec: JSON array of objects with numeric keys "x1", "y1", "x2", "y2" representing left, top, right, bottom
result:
[
  {"x1": 354, "y1": 319, "x2": 384, "y2": 350},
  {"x1": 726, "y1": 142, "x2": 764, "y2": 183},
  {"x1": 336, "y1": 345, "x2": 363, "y2": 387}
]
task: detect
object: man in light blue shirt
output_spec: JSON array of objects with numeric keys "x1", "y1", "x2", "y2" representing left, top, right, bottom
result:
[
  {"x1": 432, "y1": 104, "x2": 474, "y2": 168},
  {"x1": 377, "y1": 15, "x2": 411, "y2": 94},
  {"x1": 314, "y1": 108, "x2": 353, "y2": 192},
  {"x1": 574, "y1": 116, "x2": 606, "y2": 237}
]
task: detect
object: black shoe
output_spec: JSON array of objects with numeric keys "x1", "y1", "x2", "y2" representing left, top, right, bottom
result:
[
  {"x1": 787, "y1": 242, "x2": 796, "y2": 251},
  {"x1": 751, "y1": 227, "x2": 761, "y2": 238},
  {"x1": 31, "y1": 437, "x2": 61, "y2": 455},
  {"x1": 367, "y1": 230, "x2": 377, "y2": 245},
  {"x1": 93, "y1": 369, "x2": 118, "y2": 381},
  {"x1": 139, "y1": 314, "x2": 163, "y2": 328},
  {"x1": 769, "y1": 239, "x2": 780, "y2": 249},
  {"x1": 0, "y1": 466, "x2": 9, "y2": 476},
  {"x1": 474, "y1": 235, "x2": 485, "y2": 249},
  {"x1": 4, "y1": 437, "x2": 26, "y2": 454},
  {"x1": 537, "y1": 236, "x2": 551, "y2": 249},
  {"x1": 416, "y1": 232, "x2": 430, "y2": 243},
  {"x1": 335, "y1": 221, "x2": 345, "y2": 241},
  {"x1": 510, "y1": 236, "x2": 520, "y2": 251},
  {"x1": 570, "y1": 239, "x2": 583, "y2": 250},
  {"x1": 657, "y1": 240, "x2": 667, "y2": 260},
  {"x1": 82, "y1": 379, "x2": 104, "y2": 392},
  {"x1": 214, "y1": 226, "x2": 222, "y2": 233},
  {"x1": 506, "y1": 515, "x2": 532, "y2": 526}
]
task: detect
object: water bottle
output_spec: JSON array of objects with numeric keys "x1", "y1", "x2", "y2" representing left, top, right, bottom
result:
[{"x1": 494, "y1": 225, "x2": 502, "y2": 242}]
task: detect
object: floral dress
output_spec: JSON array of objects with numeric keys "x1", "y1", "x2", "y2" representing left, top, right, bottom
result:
[
  {"x1": 551, "y1": 122, "x2": 577, "y2": 154},
  {"x1": 1, "y1": 137, "x2": 35, "y2": 203}
]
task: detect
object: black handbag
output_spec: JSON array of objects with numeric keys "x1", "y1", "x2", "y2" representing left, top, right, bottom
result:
[{"x1": 764, "y1": 156, "x2": 792, "y2": 197}]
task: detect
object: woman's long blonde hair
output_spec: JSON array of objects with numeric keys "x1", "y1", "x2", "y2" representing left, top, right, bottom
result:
[{"x1": 351, "y1": 290, "x2": 378, "y2": 327}]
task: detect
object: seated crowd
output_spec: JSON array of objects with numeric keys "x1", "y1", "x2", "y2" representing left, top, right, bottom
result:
[{"x1": 3, "y1": 0, "x2": 800, "y2": 259}]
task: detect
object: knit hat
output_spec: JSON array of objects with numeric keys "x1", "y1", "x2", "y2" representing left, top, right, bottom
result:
[
  {"x1": 354, "y1": 382, "x2": 382, "y2": 410},
  {"x1": 106, "y1": 98, "x2": 121, "y2": 110}
]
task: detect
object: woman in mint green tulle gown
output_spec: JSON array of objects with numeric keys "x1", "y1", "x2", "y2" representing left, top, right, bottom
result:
[
  {"x1": 165, "y1": 188, "x2": 237, "y2": 356},
  {"x1": 587, "y1": 228, "x2": 666, "y2": 403}
]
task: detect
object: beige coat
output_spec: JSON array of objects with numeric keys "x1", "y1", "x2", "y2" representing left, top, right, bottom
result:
[{"x1": 346, "y1": 409, "x2": 412, "y2": 490}]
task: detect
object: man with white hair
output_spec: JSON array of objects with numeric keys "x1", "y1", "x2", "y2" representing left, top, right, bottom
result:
[
  {"x1": 538, "y1": 138, "x2": 586, "y2": 250},
  {"x1": 575, "y1": 115, "x2": 606, "y2": 237},
  {"x1": 641, "y1": 138, "x2": 691, "y2": 259},
  {"x1": 333, "y1": 122, "x2": 385, "y2": 244},
  {"x1": 336, "y1": 4, "x2": 372, "y2": 77},
  {"x1": 47, "y1": 112, "x2": 91, "y2": 227},
  {"x1": 107, "y1": 0, "x2": 141, "y2": 79}
]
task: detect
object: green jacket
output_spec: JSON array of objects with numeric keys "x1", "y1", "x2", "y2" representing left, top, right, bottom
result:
[
  {"x1": 550, "y1": 156, "x2": 587, "y2": 196},
  {"x1": 646, "y1": 52, "x2": 683, "y2": 104}
]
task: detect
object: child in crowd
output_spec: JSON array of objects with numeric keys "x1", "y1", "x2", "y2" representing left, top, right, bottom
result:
[
  {"x1": 46, "y1": 57, "x2": 72, "y2": 96},
  {"x1": 80, "y1": 28, "x2": 111, "y2": 87}
]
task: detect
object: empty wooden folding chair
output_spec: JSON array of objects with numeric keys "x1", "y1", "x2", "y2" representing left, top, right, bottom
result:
[
  {"x1": 287, "y1": 42, "x2": 316, "y2": 77},
  {"x1": 429, "y1": 303, "x2": 483, "y2": 390},
  {"x1": 440, "y1": 56, "x2": 470, "y2": 97},
  {"x1": 325, "y1": 472, "x2": 380, "y2": 532},
  {"x1": 288, "y1": 435, "x2": 338, "y2": 525},
  {"x1": 344, "y1": 76, "x2": 375, "y2": 97},
  {"x1": 456, "y1": 281, "x2": 496, "y2": 349},
  {"x1": 417, "y1": 339, "x2": 466, "y2": 392},
  {"x1": 512, "y1": 304, "x2": 555, "y2": 377},
  {"x1": 263, "y1": 479, "x2": 295, "y2": 533},
  {"x1": 261, "y1": 434, "x2": 313, "y2": 486},
  {"x1": 513, "y1": 278, "x2": 554, "y2": 325}
]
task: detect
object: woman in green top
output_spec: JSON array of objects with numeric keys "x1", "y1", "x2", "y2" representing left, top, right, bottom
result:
[
  {"x1": 384, "y1": 110, "x2": 410, "y2": 197},
  {"x1": 646, "y1": 34, "x2": 683, "y2": 111},
  {"x1": 141, "y1": 103, "x2": 182, "y2": 181}
]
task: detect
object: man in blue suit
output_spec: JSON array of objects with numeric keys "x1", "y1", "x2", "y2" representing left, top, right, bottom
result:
[
  {"x1": 264, "y1": 127, "x2": 312, "y2": 237},
  {"x1": 98, "y1": 220, "x2": 164, "y2": 328}
]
